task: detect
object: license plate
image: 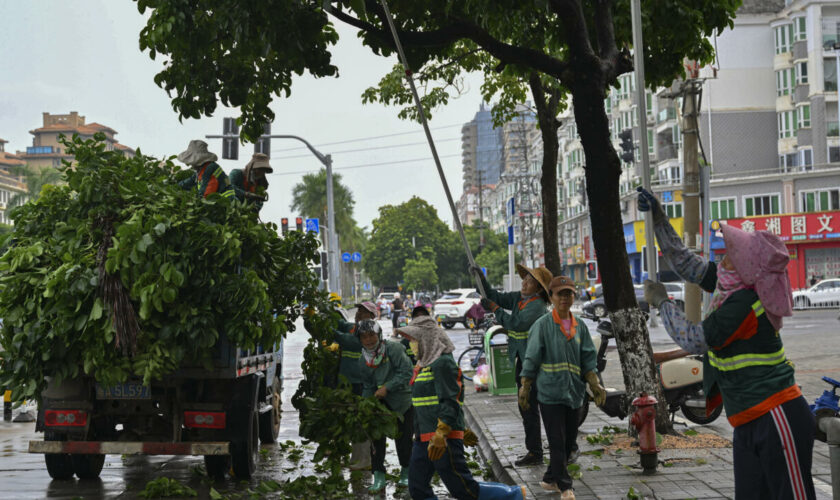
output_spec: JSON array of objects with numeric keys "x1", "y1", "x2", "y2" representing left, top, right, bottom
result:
[{"x1": 95, "y1": 382, "x2": 151, "y2": 400}]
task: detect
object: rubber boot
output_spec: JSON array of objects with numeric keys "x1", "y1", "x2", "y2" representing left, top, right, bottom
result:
[
  {"x1": 397, "y1": 467, "x2": 409, "y2": 487},
  {"x1": 368, "y1": 470, "x2": 387, "y2": 493},
  {"x1": 348, "y1": 440, "x2": 371, "y2": 470},
  {"x1": 477, "y1": 482, "x2": 526, "y2": 500}
]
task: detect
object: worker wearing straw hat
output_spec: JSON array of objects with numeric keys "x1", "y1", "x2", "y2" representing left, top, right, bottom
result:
[{"x1": 472, "y1": 264, "x2": 552, "y2": 467}]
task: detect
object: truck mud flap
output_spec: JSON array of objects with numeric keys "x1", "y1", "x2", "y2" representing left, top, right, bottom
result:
[{"x1": 29, "y1": 441, "x2": 229, "y2": 456}]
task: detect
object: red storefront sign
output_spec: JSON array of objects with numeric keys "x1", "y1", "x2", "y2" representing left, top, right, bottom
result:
[{"x1": 719, "y1": 211, "x2": 840, "y2": 243}]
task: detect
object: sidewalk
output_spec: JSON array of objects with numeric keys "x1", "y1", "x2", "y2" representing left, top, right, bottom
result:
[{"x1": 463, "y1": 382, "x2": 835, "y2": 499}]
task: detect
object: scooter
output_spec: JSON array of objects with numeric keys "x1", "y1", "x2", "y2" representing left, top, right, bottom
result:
[{"x1": 579, "y1": 319, "x2": 723, "y2": 426}]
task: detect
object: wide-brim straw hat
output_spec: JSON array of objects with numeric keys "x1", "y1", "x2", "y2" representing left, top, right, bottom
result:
[
  {"x1": 246, "y1": 153, "x2": 274, "y2": 173},
  {"x1": 177, "y1": 140, "x2": 218, "y2": 167},
  {"x1": 515, "y1": 264, "x2": 553, "y2": 295}
]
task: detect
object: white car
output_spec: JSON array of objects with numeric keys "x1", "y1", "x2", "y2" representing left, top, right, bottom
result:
[
  {"x1": 433, "y1": 288, "x2": 481, "y2": 329},
  {"x1": 793, "y1": 279, "x2": 840, "y2": 309}
]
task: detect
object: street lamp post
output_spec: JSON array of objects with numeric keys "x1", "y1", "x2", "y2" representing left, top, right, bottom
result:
[{"x1": 204, "y1": 133, "x2": 341, "y2": 295}]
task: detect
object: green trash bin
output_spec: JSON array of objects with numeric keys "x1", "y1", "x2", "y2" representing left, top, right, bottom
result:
[{"x1": 484, "y1": 328, "x2": 517, "y2": 395}]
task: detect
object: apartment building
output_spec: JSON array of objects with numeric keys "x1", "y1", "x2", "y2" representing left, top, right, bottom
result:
[
  {"x1": 17, "y1": 112, "x2": 134, "y2": 168},
  {"x1": 0, "y1": 138, "x2": 32, "y2": 225}
]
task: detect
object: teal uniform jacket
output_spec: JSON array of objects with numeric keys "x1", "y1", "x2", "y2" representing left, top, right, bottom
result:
[
  {"x1": 477, "y1": 273, "x2": 547, "y2": 365},
  {"x1": 411, "y1": 353, "x2": 465, "y2": 442},
  {"x1": 229, "y1": 168, "x2": 264, "y2": 211},
  {"x1": 335, "y1": 320, "x2": 362, "y2": 384},
  {"x1": 359, "y1": 340, "x2": 413, "y2": 415},
  {"x1": 520, "y1": 311, "x2": 597, "y2": 407},
  {"x1": 178, "y1": 161, "x2": 235, "y2": 199}
]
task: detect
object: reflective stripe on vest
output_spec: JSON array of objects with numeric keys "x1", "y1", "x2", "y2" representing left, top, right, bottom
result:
[
  {"x1": 508, "y1": 331, "x2": 529, "y2": 341},
  {"x1": 342, "y1": 351, "x2": 361, "y2": 359},
  {"x1": 707, "y1": 347, "x2": 786, "y2": 372},
  {"x1": 541, "y1": 362, "x2": 580, "y2": 375},
  {"x1": 415, "y1": 368, "x2": 434, "y2": 382},
  {"x1": 412, "y1": 395, "x2": 438, "y2": 407}
]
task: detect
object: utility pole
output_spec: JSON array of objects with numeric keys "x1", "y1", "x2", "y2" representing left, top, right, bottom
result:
[
  {"x1": 631, "y1": 0, "x2": 657, "y2": 326},
  {"x1": 682, "y1": 78, "x2": 702, "y2": 323}
]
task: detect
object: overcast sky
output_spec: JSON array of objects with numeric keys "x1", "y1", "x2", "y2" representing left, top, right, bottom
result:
[{"x1": 0, "y1": 0, "x2": 487, "y2": 231}]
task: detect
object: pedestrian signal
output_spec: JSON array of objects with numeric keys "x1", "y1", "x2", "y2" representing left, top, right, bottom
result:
[
  {"x1": 586, "y1": 260, "x2": 598, "y2": 281},
  {"x1": 295, "y1": 217, "x2": 303, "y2": 231}
]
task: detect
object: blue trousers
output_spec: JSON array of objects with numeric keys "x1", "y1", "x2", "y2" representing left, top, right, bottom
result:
[{"x1": 408, "y1": 439, "x2": 480, "y2": 500}]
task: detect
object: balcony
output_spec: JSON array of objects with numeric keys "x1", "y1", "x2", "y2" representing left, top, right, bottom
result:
[
  {"x1": 829, "y1": 121, "x2": 840, "y2": 137},
  {"x1": 25, "y1": 146, "x2": 55, "y2": 155}
]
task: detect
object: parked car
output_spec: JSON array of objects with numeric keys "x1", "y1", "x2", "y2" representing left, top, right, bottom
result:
[
  {"x1": 433, "y1": 288, "x2": 482, "y2": 329},
  {"x1": 663, "y1": 282, "x2": 685, "y2": 311},
  {"x1": 792, "y1": 278, "x2": 840, "y2": 309},
  {"x1": 582, "y1": 285, "x2": 650, "y2": 318}
]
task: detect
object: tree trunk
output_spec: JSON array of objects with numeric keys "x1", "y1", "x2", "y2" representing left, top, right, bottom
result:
[
  {"x1": 529, "y1": 76, "x2": 562, "y2": 276},
  {"x1": 571, "y1": 82, "x2": 673, "y2": 433}
]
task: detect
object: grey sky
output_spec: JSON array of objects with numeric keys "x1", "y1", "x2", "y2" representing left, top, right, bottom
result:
[{"x1": 0, "y1": 0, "x2": 487, "y2": 232}]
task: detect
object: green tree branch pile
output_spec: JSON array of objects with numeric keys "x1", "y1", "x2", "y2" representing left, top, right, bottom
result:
[{"x1": 0, "y1": 133, "x2": 331, "y2": 401}]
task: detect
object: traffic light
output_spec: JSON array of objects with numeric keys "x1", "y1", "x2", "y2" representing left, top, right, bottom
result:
[
  {"x1": 281, "y1": 218, "x2": 289, "y2": 235},
  {"x1": 222, "y1": 117, "x2": 239, "y2": 160},
  {"x1": 586, "y1": 260, "x2": 598, "y2": 281},
  {"x1": 320, "y1": 251, "x2": 328, "y2": 281},
  {"x1": 618, "y1": 129, "x2": 635, "y2": 163},
  {"x1": 295, "y1": 217, "x2": 303, "y2": 231}
]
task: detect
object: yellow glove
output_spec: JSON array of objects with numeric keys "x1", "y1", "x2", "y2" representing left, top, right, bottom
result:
[
  {"x1": 585, "y1": 371, "x2": 606, "y2": 407},
  {"x1": 463, "y1": 428, "x2": 478, "y2": 447},
  {"x1": 321, "y1": 341, "x2": 340, "y2": 353},
  {"x1": 518, "y1": 377, "x2": 533, "y2": 411},
  {"x1": 427, "y1": 419, "x2": 450, "y2": 461}
]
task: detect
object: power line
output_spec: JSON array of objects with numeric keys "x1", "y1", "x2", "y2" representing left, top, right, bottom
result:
[
  {"x1": 270, "y1": 137, "x2": 462, "y2": 160},
  {"x1": 269, "y1": 153, "x2": 462, "y2": 177},
  {"x1": 268, "y1": 122, "x2": 464, "y2": 153}
]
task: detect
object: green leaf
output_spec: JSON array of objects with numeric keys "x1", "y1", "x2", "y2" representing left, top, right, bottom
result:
[{"x1": 90, "y1": 298, "x2": 104, "y2": 321}]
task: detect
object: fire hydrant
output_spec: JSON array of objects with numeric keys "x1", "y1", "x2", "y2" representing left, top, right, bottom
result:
[{"x1": 631, "y1": 392, "x2": 659, "y2": 472}]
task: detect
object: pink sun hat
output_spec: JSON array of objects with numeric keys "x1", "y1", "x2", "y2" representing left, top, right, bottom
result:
[{"x1": 721, "y1": 224, "x2": 793, "y2": 329}]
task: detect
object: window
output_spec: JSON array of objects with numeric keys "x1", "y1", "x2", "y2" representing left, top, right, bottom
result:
[
  {"x1": 647, "y1": 129, "x2": 654, "y2": 155},
  {"x1": 777, "y1": 110, "x2": 796, "y2": 138},
  {"x1": 672, "y1": 124, "x2": 682, "y2": 147},
  {"x1": 711, "y1": 198, "x2": 736, "y2": 220},
  {"x1": 822, "y1": 17, "x2": 840, "y2": 49},
  {"x1": 744, "y1": 194, "x2": 780, "y2": 216},
  {"x1": 795, "y1": 62, "x2": 808, "y2": 85},
  {"x1": 794, "y1": 17, "x2": 807, "y2": 41},
  {"x1": 604, "y1": 97, "x2": 612, "y2": 113},
  {"x1": 797, "y1": 105, "x2": 810, "y2": 128},
  {"x1": 825, "y1": 59, "x2": 837, "y2": 91},
  {"x1": 663, "y1": 202, "x2": 683, "y2": 218},
  {"x1": 801, "y1": 188, "x2": 840, "y2": 211},
  {"x1": 775, "y1": 24, "x2": 793, "y2": 54},
  {"x1": 776, "y1": 68, "x2": 794, "y2": 95},
  {"x1": 831, "y1": 146, "x2": 840, "y2": 163},
  {"x1": 646, "y1": 92, "x2": 653, "y2": 116},
  {"x1": 800, "y1": 148, "x2": 813, "y2": 169}
]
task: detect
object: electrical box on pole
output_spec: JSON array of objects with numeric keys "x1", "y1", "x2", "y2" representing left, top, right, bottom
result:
[
  {"x1": 222, "y1": 118, "x2": 239, "y2": 160},
  {"x1": 255, "y1": 123, "x2": 271, "y2": 157}
]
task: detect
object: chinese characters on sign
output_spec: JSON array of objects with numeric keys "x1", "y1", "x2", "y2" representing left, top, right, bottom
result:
[{"x1": 718, "y1": 211, "x2": 840, "y2": 244}]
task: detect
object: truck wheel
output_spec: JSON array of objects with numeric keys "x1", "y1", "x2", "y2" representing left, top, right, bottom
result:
[
  {"x1": 259, "y1": 377, "x2": 282, "y2": 444},
  {"x1": 231, "y1": 410, "x2": 259, "y2": 478},
  {"x1": 204, "y1": 455, "x2": 231, "y2": 480},
  {"x1": 71, "y1": 454, "x2": 105, "y2": 480},
  {"x1": 44, "y1": 432, "x2": 74, "y2": 480}
]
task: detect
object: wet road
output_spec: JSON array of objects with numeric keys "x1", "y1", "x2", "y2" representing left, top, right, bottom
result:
[{"x1": 0, "y1": 317, "x2": 475, "y2": 499}]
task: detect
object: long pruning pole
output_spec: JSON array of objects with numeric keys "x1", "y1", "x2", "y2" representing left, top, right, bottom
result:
[{"x1": 377, "y1": 0, "x2": 486, "y2": 297}]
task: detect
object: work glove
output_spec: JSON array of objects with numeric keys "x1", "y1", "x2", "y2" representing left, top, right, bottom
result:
[
  {"x1": 643, "y1": 279, "x2": 670, "y2": 308},
  {"x1": 584, "y1": 371, "x2": 607, "y2": 407},
  {"x1": 427, "y1": 419, "x2": 450, "y2": 461},
  {"x1": 463, "y1": 428, "x2": 478, "y2": 447},
  {"x1": 518, "y1": 377, "x2": 533, "y2": 411},
  {"x1": 636, "y1": 187, "x2": 666, "y2": 223},
  {"x1": 321, "y1": 341, "x2": 340, "y2": 353},
  {"x1": 480, "y1": 297, "x2": 498, "y2": 312}
]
